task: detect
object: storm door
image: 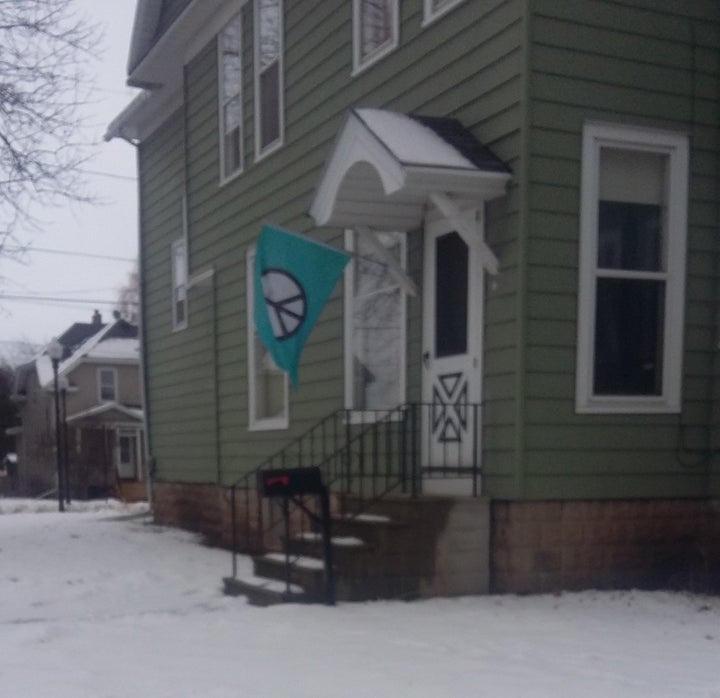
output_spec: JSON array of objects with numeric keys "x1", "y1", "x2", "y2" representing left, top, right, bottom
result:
[
  {"x1": 116, "y1": 428, "x2": 141, "y2": 480},
  {"x1": 422, "y1": 214, "x2": 483, "y2": 472}
]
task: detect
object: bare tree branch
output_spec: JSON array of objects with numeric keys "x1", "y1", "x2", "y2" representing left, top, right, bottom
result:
[
  {"x1": 115, "y1": 262, "x2": 140, "y2": 325},
  {"x1": 0, "y1": 0, "x2": 100, "y2": 249}
]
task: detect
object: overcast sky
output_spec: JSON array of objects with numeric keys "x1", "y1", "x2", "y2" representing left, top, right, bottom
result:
[{"x1": 0, "y1": 1, "x2": 140, "y2": 358}]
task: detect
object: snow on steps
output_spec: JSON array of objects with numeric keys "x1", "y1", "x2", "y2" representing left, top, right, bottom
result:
[{"x1": 222, "y1": 574, "x2": 309, "y2": 607}]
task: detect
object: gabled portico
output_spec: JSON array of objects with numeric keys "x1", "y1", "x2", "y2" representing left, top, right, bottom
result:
[{"x1": 309, "y1": 108, "x2": 511, "y2": 490}]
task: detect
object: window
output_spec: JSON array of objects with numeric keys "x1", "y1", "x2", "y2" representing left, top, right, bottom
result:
[
  {"x1": 246, "y1": 249, "x2": 289, "y2": 429},
  {"x1": 576, "y1": 122, "x2": 689, "y2": 413},
  {"x1": 423, "y1": 0, "x2": 464, "y2": 24},
  {"x1": 345, "y1": 231, "x2": 406, "y2": 412},
  {"x1": 171, "y1": 237, "x2": 188, "y2": 330},
  {"x1": 254, "y1": 0, "x2": 283, "y2": 157},
  {"x1": 98, "y1": 368, "x2": 117, "y2": 402},
  {"x1": 219, "y1": 13, "x2": 243, "y2": 182},
  {"x1": 353, "y1": 0, "x2": 399, "y2": 73}
]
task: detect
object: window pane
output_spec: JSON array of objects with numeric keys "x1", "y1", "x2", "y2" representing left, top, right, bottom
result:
[
  {"x1": 598, "y1": 201, "x2": 663, "y2": 271},
  {"x1": 100, "y1": 370, "x2": 116, "y2": 401},
  {"x1": 220, "y1": 17, "x2": 242, "y2": 101},
  {"x1": 257, "y1": 0, "x2": 280, "y2": 69},
  {"x1": 359, "y1": 0, "x2": 393, "y2": 60},
  {"x1": 253, "y1": 335, "x2": 286, "y2": 420},
  {"x1": 435, "y1": 232, "x2": 468, "y2": 358},
  {"x1": 119, "y1": 436, "x2": 131, "y2": 464},
  {"x1": 594, "y1": 278, "x2": 665, "y2": 396},
  {"x1": 349, "y1": 231, "x2": 404, "y2": 410},
  {"x1": 600, "y1": 148, "x2": 666, "y2": 205},
  {"x1": 173, "y1": 242, "x2": 186, "y2": 286},
  {"x1": 224, "y1": 125, "x2": 241, "y2": 178},
  {"x1": 352, "y1": 288, "x2": 402, "y2": 409},
  {"x1": 259, "y1": 61, "x2": 279, "y2": 148},
  {"x1": 174, "y1": 287, "x2": 186, "y2": 325},
  {"x1": 172, "y1": 240, "x2": 187, "y2": 327}
]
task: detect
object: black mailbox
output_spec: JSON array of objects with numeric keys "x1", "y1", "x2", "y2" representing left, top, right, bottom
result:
[{"x1": 258, "y1": 466, "x2": 324, "y2": 498}]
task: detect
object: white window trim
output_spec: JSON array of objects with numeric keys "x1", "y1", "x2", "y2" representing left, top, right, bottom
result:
[
  {"x1": 422, "y1": 0, "x2": 464, "y2": 26},
  {"x1": 218, "y1": 12, "x2": 244, "y2": 185},
  {"x1": 344, "y1": 230, "x2": 407, "y2": 422},
  {"x1": 575, "y1": 121, "x2": 689, "y2": 414},
  {"x1": 246, "y1": 248, "x2": 289, "y2": 431},
  {"x1": 253, "y1": 0, "x2": 284, "y2": 161},
  {"x1": 352, "y1": 0, "x2": 399, "y2": 76},
  {"x1": 97, "y1": 367, "x2": 118, "y2": 403}
]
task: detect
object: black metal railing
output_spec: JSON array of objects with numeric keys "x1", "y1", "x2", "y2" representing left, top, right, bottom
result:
[{"x1": 226, "y1": 402, "x2": 482, "y2": 580}]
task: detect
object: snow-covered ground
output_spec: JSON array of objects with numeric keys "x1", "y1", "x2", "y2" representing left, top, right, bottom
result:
[{"x1": 1, "y1": 499, "x2": 719, "y2": 698}]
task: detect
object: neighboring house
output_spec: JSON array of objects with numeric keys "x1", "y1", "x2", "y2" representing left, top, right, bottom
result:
[
  {"x1": 10, "y1": 312, "x2": 146, "y2": 501},
  {"x1": 107, "y1": 0, "x2": 720, "y2": 596}
]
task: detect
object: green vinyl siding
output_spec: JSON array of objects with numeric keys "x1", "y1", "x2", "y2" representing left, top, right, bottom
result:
[
  {"x1": 522, "y1": 0, "x2": 720, "y2": 499},
  {"x1": 138, "y1": 0, "x2": 525, "y2": 486},
  {"x1": 139, "y1": 103, "x2": 217, "y2": 483},
  {"x1": 137, "y1": 0, "x2": 719, "y2": 501}
]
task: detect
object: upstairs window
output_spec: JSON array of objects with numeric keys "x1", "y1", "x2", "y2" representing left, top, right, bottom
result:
[
  {"x1": 171, "y1": 237, "x2": 188, "y2": 331},
  {"x1": 246, "y1": 249, "x2": 289, "y2": 430},
  {"x1": 576, "y1": 123, "x2": 689, "y2": 414},
  {"x1": 345, "y1": 231, "x2": 407, "y2": 413},
  {"x1": 423, "y1": 0, "x2": 464, "y2": 24},
  {"x1": 219, "y1": 13, "x2": 243, "y2": 182},
  {"x1": 98, "y1": 368, "x2": 117, "y2": 402},
  {"x1": 254, "y1": 0, "x2": 283, "y2": 158},
  {"x1": 353, "y1": 0, "x2": 399, "y2": 74}
]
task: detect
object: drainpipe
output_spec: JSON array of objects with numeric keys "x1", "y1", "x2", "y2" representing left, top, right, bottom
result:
[{"x1": 137, "y1": 170, "x2": 154, "y2": 510}]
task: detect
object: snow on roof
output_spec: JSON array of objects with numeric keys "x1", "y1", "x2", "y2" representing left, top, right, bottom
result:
[
  {"x1": 85, "y1": 338, "x2": 139, "y2": 361},
  {"x1": 355, "y1": 108, "x2": 476, "y2": 170},
  {"x1": 35, "y1": 320, "x2": 139, "y2": 390},
  {"x1": 66, "y1": 402, "x2": 143, "y2": 424}
]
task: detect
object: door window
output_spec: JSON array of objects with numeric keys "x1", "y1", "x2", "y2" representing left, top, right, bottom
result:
[{"x1": 435, "y1": 231, "x2": 468, "y2": 358}]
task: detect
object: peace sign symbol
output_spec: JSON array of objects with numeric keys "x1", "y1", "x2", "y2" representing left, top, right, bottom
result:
[{"x1": 261, "y1": 268, "x2": 307, "y2": 341}]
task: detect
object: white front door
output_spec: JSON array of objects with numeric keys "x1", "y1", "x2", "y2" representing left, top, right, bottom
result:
[
  {"x1": 422, "y1": 211, "x2": 484, "y2": 473},
  {"x1": 116, "y1": 429, "x2": 140, "y2": 480}
]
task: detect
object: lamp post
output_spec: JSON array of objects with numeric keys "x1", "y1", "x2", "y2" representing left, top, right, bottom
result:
[
  {"x1": 60, "y1": 377, "x2": 70, "y2": 506},
  {"x1": 47, "y1": 338, "x2": 64, "y2": 513}
]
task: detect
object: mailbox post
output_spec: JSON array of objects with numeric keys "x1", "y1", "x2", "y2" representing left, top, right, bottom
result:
[{"x1": 258, "y1": 466, "x2": 335, "y2": 605}]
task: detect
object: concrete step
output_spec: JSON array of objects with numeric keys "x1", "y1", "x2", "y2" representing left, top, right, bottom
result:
[
  {"x1": 222, "y1": 574, "x2": 310, "y2": 606},
  {"x1": 330, "y1": 512, "x2": 407, "y2": 549},
  {"x1": 253, "y1": 552, "x2": 326, "y2": 597},
  {"x1": 286, "y1": 531, "x2": 370, "y2": 559}
]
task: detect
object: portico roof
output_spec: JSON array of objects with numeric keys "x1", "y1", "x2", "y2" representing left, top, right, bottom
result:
[{"x1": 308, "y1": 109, "x2": 511, "y2": 231}]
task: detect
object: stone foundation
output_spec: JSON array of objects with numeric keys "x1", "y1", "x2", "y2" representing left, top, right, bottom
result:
[
  {"x1": 152, "y1": 483, "x2": 720, "y2": 596},
  {"x1": 152, "y1": 481, "x2": 233, "y2": 548},
  {"x1": 491, "y1": 499, "x2": 720, "y2": 594}
]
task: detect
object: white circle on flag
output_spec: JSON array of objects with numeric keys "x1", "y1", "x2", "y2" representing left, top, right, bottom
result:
[{"x1": 261, "y1": 269, "x2": 307, "y2": 340}]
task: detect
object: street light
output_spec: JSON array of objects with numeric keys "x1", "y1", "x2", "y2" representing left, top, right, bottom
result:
[{"x1": 47, "y1": 337, "x2": 64, "y2": 513}]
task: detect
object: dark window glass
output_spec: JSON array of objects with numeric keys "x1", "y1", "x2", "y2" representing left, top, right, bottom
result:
[
  {"x1": 594, "y1": 278, "x2": 664, "y2": 395},
  {"x1": 598, "y1": 201, "x2": 662, "y2": 272},
  {"x1": 435, "y1": 232, "x2": 468, "y2": 358},
  {"x1": 259, "y1": 61, "x2": 279, "y2": 148}
]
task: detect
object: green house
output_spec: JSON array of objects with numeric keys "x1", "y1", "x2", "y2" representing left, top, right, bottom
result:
[{"x1": 108, "y1": 0, "x2": 720, "y2": 598}]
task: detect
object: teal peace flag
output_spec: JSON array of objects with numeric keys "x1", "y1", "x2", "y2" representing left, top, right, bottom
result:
[{"x1": 254, "y1": 225, "x2": 351, "y2": 387}]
